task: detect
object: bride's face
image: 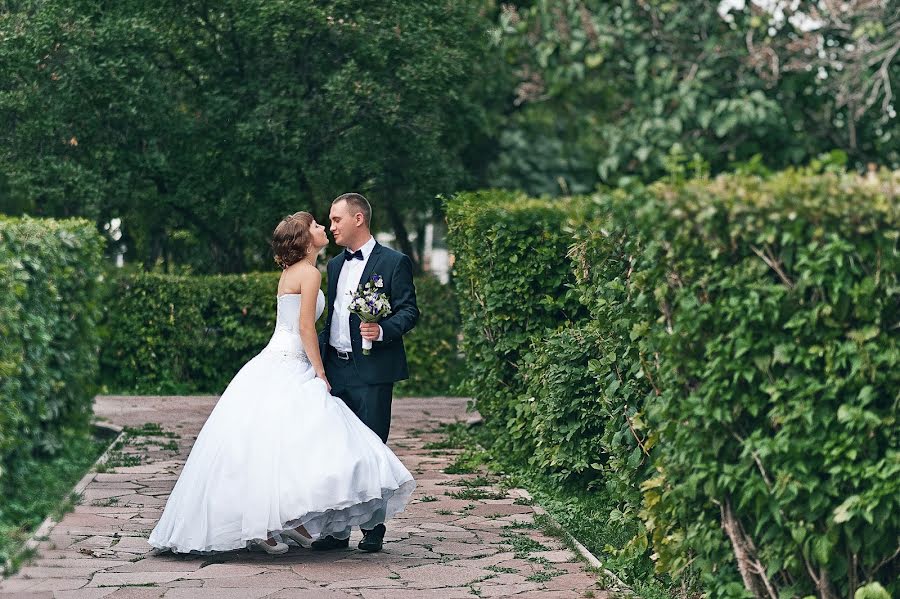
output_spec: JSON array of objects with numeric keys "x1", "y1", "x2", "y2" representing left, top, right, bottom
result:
[{"x1": 309, "y1": 219, "x2": 329, "y2": 249}]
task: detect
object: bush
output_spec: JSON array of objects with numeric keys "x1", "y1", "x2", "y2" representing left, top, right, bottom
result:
[
  {"x1": 447, "y1": 169, "x2": 899, "y2": 598},
  {"x1": 520, "y1": 321, "x2": 607, "y2": 482},
  {"x1": 396, "y1": 274, "x2": 463, "y2": 396},
  {"x1": 0, "y1": 216, "x2": 105, "y2": 493},
  {"x1": 636, "y1": 169, "x2": 899, "y2": 598},
  {"x1": 100, "y1": 271, "x2": 461, "y2": 396},
  {"x1": 445, "y1": 190, "x2": 587, "y2": 459},
  {"x1": 100, "y1": 272, "x2": 280, "y2": 394}
]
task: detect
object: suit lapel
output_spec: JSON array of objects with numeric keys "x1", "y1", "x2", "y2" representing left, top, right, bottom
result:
[{"x1": 359, "y1": 242, "x2": 384, "y2": 290}]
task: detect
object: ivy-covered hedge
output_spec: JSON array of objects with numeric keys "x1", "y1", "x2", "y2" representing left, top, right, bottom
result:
[
  {"x1": 447, "y1": 169, "x2": 899, "y2": 599},
  {"x1": 99, "y1": 271, "x2": 460, "y2": 396},
  {"x1": 0, "y1": 216, "x2": 105, "y2": 491}
]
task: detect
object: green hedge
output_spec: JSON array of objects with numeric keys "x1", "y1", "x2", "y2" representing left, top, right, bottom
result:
[
  {"x1": 99, "y1": 271, "x2": 461, "y2": 396},
  {"x1": 396, "y1": 274, "x2": 463, "y2": 396},
  {"x1": 445, "y1": 190, "x2": 586, "y2": 460},
  {"x1": 447, "y1": 169, "x2": 899, "y2": 598},
  {"x1": 0, "y1": 216, "x2": 105, "y2": 490},
  {"x1": 636, "y1": 171, "x2": 898, "y2": 599}
]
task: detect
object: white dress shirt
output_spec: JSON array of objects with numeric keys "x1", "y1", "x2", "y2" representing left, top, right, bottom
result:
[{"x1": 329, "y1": 236, "x2": 382, "y2": 352}]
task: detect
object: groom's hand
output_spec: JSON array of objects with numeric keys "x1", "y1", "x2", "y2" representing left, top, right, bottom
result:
[{"x1": 359, "y1": 322, "x2": 382, "y2": 342}]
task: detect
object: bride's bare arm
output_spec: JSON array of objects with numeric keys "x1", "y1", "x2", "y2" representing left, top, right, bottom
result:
[{"x1": 297, "y1": 266, "x2": 328, "y2": 389}]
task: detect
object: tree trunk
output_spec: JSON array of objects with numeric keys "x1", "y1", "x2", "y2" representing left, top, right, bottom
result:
[
  {"x1": 386, "y1": 201, "x2": 420, "y2": 273},
  {"x1": 720, "y1": 500, "x2": 778, "y2": 599}
]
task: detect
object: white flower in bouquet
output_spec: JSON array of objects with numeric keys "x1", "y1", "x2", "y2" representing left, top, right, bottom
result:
[{"x1": 348, "y1": 274, "x2": 391, "y2": 355}]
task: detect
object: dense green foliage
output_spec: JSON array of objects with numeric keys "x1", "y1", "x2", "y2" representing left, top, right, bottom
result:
[
  {"x1": 100, "y1": 271, "x2": 460, "y2": 396},
  {"x1": 0, "y1": 0, "x2": 504, "y2": 270},
  {"x1": 6, "y1": 1, "x2": 896, "y2": 273},
  {"x1": 636, "y1": 171, "x2": 899, "y2": 599},
  {"x1": 395, "y1": 275, "x2": 463, "y2": 397},
  {"x1": 0, "y1": 428, "x2": 109, "y2": 571},
  {"x1": 447, "y1": 170, "x2": 899, "y2": 598},
  {"x1": 100, "y1": 272, "x2": 281, "y2": 394},
  {"x1": 0, "y1": 216, "x2": 105, "y2": 505},
  {"x1": 491, "y1": 1, "x2": 900, "y2": 195},
  {"x1": 445, "y1": 190, "x2": 585, "y2": 459}
]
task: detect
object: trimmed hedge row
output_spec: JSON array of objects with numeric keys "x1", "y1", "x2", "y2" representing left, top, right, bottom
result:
[
  {"x1": 0, "y1": 216, "x2": 105, "y2": 491},
  {"x1": 447, "y1": 169, "x2": 898, "y2": 599},
  {"x1": 99, "y1": 271, "x2": 461, "y2": 396},
  {"x1": 445, "y1": 190, "x2": 586, "y2": 460},
  {"x1": 634, "y1": 172, "x2": 898, "y2": 599}
]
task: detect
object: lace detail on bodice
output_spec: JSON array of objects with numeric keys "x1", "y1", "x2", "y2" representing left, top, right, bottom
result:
[{"x1": 260, "y1": 290, "x2": 325, "y2": 364}]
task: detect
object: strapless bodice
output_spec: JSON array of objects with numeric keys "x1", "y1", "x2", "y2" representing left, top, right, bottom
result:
[{"x1": 262, "y1": 290, "x2": 325, "y2": 361}]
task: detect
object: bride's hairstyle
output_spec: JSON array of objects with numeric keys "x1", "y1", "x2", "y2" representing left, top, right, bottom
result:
[{"x1": 272, "y1": 211, "x2": 314, "y2": 269}]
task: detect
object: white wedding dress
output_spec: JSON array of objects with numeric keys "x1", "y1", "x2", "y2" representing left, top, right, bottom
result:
[{"x1": 148, "y1": 290, "x2": 415, "y2": 553}]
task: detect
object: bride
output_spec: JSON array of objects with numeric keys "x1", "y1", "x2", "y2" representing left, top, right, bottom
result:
[{"x1": 148, "y1": 211, "x2": 416, "y2": 555}]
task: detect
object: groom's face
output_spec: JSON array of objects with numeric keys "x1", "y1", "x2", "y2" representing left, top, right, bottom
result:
[{"x1": 329, "y1": 200, "x2": 358, "y2": 248}]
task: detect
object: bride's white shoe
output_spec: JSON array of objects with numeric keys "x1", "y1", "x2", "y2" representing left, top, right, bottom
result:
[
  {"x1": 281, "y1": 528, "x2": 314, "y2": 548},
  {"x1": 251, "y1": 539, "x2": 289, "y2": 555}
]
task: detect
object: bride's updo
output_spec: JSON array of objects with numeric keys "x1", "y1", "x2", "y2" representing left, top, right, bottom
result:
[{"x1": 272, "y1": 211, "x2": 314, "y2": 269}]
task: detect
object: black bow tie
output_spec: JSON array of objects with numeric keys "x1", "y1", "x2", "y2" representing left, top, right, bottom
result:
[{"x1": 343, "y1": 249, "x2": 364, "y2": 261}]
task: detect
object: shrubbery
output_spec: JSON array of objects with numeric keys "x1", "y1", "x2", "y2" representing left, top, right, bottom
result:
[
  {"x1": 397, "y1": 275, "x2": 463, "y2": 396},
  {"x1": 100, "y1": 271, "x2": 461, "y2": 396},
  {"x1": 447, "y1": 169, "x2": 899, "y2": 598},
  {"x1": 445, "y1": 190, "x2": 586, "y2": 460},
  {"x1": 0, "y1": 216, "x2": 105, "y2": 493},
  {"x1": 636, "y1": 171, "x2": 899, "y2": 599},
  {"x1": 100, "y1": 272, "x2": 281, "y2": 394}
]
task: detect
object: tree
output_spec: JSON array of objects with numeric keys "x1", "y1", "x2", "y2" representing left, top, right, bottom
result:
[
  {"x1": 0, "y1": 0, "x2": 503, "y2": 272},
  {"x1": 488, "y1": 0, "x2": 899, "y2": 194}
]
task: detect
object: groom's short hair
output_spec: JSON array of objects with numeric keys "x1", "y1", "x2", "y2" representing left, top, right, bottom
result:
[{"x1": 333, "y1": 193, "x2": 371, "y2": 228}]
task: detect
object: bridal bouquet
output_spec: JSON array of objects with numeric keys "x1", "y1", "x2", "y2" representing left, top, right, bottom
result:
[{"x1": 349, "y1": 274, "x2": 392, "y2": 355}]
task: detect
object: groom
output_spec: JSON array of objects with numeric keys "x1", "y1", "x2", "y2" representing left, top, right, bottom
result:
[{"x1": 315, "y1": 192, "x2": 419, "y2": 553}]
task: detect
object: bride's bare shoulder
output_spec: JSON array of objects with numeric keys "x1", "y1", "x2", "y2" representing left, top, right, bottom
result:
[
  {"x1": 295, "y1": 263, "x2": 321, "y2": 291},
  {"x1": 278, "y1": 262, "x2": 319, "y2": 295}
]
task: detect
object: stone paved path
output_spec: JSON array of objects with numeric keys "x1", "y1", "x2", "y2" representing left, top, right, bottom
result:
[{"x1": 1, "y1": 396, "x2": 607, "y2": 598}]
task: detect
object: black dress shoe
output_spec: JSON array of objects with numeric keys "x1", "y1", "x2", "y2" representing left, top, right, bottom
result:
[
  {"x1": 310, "y1": 535, "x2": 350, "y2": 551},
  {"x1": 358, "y1": 524, "x2": 386, "y2": 552}
]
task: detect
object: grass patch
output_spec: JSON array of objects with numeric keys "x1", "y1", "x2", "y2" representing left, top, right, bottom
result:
[
  {"x1": 486, "y1": 565, "x2": 519, "y2": 574},
  {"x1": 438, "y1": 475, "x2": 495, "y2": 488},
  {"x1": 446, "y1": 488, "x2": 507, "y2": 501},
  {"x1": 526, "y1": 568, "x2": 564, "y2": 583},
  {"x1": 94, "y1": 421, "x2": 181, "y2": 474},
  {"x1": 123, "y1": 423, "x2": 179, "y2": 439},
  {"x1": 90, "y1": 496, "x2": 120, "y2": 508},
  {"x1": 423, "y1": 422, "x2": 470, "y2": 449},
  {"x1": 95, "y1": 452, "x2": 142, "y2": 473},
  {"x1": 418, "y1": 495, "x2": 438, "y2": 503},
  {"x1": 500, "y1": 530, "x2": 549, "y2": 558},
  {"x1": 0, "y1": 427, "x2": 111, "y2": 573}
]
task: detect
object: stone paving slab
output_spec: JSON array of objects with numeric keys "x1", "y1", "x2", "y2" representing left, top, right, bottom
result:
[{"x1": 1, "y1": 396, "x2": 608, "y2": 598}]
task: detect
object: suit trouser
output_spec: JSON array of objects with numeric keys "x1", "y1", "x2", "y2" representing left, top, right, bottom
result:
[{"x1": 324, "y1": 347, "x2": 394, "y2": 535}]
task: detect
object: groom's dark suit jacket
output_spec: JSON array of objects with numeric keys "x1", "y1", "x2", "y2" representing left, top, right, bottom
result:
[{"x1": 318, "y1": 242, "x2": 419, "y2": 384}]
